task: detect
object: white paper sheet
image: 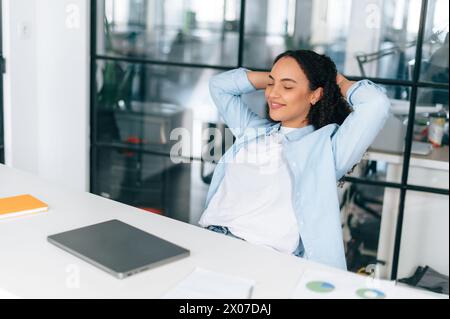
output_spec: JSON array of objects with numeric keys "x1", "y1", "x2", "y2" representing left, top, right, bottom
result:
[
  {"x1": 163, "y1": 268, "x2": 255, "y2": 299},
  {"x1": 291, "y1": 268, "x2": 442, "y2": 299},
  {"x1": 0, "y1": 287, "x2": 19, "y2": 299}
]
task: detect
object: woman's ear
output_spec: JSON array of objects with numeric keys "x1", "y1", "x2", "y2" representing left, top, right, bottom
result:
[{"x1": 311, "y1": 87, "x2": 324, "y2": 105}]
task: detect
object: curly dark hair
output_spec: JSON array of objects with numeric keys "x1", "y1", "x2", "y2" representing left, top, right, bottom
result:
[{"x1": 273, "y1": 50, "x2": 353, "y2": 130}]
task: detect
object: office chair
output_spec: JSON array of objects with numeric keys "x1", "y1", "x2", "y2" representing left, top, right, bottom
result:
[{"x1": 344, "y1": 161, "x2": 385, "y2": 272}]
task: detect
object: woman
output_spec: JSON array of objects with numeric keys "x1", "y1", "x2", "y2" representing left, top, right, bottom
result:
[{"x1": 198, "y1": 50, "x2": 391, "y2": 270}]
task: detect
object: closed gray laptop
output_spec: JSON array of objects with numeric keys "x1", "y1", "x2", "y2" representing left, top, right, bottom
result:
[{"x1": 48, "y1": 220, "x2": 190, "y2": 279}]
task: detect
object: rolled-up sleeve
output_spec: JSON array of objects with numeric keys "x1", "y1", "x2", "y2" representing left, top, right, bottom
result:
[
  {"x1": 209, "y1": 68, "x2": 271, "y2": 137},
  {"x1": 331, "y1": 80, "x2": 391, "y2": 180}
]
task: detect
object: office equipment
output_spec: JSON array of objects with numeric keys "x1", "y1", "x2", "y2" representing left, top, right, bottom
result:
[
  {"x1": 411, "y1": 141, "x2": 434, "y2": 155},
  {"x1": 355, "y1": 42, "x2": 415, "y2": 79},
  {"x1": 390, "y1": 99, "x2": 445, "y2": 115},
  {"x1": 399, "y1": 265, "x2": 449, "y2": 295},
  {"x1": 371, "y1": 113, "x2": 433, "y2": 155},
  {"x1": 47, "y1": 220, "x2": 190, "y2": 279},
  {"x1": 371, "y1": 113, "x2": 406, "y2": 153},
  {"x1": 0, "y1": 194, "x2": 48, "y2": 220},
  {"x1": 163, "y1": 267, "x2": 255, "y2": 299}
]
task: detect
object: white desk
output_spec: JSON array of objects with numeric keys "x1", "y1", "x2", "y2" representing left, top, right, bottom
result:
[{"x1": 0, "y1": 165, "x2": 444, "y2": 299}]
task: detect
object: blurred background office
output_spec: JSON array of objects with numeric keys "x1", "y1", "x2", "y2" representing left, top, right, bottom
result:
[{"x1": 1, "y1": 0, "x2": 448, "y2": 287}]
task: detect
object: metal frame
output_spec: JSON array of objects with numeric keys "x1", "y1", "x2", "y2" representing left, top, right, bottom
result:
[
  {"x1": 0, "y1": 0, "x2": 4, "y2": 164},
  {"x1": 90, "y1": 0, "x2": 449, "y2": 280},
  {"x1": 90, "y1": 0, "x2": 97, "y2": 193}
]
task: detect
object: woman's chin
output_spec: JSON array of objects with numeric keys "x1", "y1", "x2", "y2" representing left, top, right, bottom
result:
[{"x1": 269, "y1": 111, "x2": 286, "y2": 122}]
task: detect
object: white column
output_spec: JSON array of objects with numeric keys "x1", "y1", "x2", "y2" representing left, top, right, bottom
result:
[
  {"x1": 2, "y1": 0, "x2": 90, "y2": 192},
  {"x1": 343, "y1": 0, "x2": 383, "y2": 76},
  {"x1": 36, "y1": 0, "x2": 90, "y2": 192}
]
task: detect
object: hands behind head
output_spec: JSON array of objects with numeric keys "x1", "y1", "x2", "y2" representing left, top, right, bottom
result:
[
  {"x1": 336, "y1": 73, "x2": 347, "y2": 86},
  {"x1": 336, "y1": 73, "x2": 356, "y2": 98}
]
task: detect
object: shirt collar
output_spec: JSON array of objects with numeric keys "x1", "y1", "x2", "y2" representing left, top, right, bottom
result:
[{"x1": 266, "y1": 123, "x2": 315, "y2": 141}]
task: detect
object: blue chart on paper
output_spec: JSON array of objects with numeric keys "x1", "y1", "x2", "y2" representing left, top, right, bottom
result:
[{"x1": 306, "y1": 281, "x2": 336, "y2": 293}]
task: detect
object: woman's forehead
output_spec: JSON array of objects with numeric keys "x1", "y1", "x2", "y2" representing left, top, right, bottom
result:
[{"x1": 271, "y1": 57, "x2": 306, "y2": 81}]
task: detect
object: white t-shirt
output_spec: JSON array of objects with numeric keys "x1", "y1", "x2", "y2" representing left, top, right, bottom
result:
[{"x1": 199, "y1": 126, "x2": 300, "y2": 254}]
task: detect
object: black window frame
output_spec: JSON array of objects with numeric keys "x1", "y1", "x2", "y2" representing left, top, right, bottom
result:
[
  {"x1": 0, "y1": 0, "x2": 4, "y2": 164},
  {"x1": 90, "y1": 0, "x2": 449, "y2": 280}
]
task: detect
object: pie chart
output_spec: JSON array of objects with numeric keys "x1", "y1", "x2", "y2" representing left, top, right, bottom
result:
[
  {"x1": 306, "y1": 281, "x2": 335, "y2": 293},
  {"x1": 356, "y1": 288, "x2": 386, "y2": 299}
]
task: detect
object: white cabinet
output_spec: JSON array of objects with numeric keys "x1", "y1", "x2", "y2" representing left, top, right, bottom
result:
[{"x1": 367, "y1": 146, "x2": 449, "y2": 279}]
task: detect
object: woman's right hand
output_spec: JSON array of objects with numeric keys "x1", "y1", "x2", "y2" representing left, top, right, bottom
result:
[{"x1": 247, "y1": 71, "x2": 271, "y2": 90}]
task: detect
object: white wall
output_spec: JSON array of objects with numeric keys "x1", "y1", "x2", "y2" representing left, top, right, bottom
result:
[
  {"x1": 2, "y1": 0, "x2": 90, "y2": 192},
  {"x1": 2, "y1": 0, "x2": 39, "y2": 173}
]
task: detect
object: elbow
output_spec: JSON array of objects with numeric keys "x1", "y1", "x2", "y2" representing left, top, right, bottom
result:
[
  {"x1": 368, "y1": 95, "x2": 391, "y2": 122},
  {"x1": 209, "y1": 74, "x2": 225, "y2": 97},
  {"x1": 209, "y1": 74, "x2": 220, "y2": 92},
  {"x1": 209, "y1": 71, "x2": 233, "y2": 95}
]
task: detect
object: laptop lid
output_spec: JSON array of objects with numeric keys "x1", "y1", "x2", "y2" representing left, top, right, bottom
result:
[{"x1": 48, "y1": 220, "x2": 190, "y2": 279}]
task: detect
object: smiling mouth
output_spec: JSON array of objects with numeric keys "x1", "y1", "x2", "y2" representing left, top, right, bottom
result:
[{"x1": 270, "y1": 103, "x2": 286, "y2": 110}]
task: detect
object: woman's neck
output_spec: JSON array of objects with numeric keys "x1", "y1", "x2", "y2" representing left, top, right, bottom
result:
[{"x1": 281, "y1": 118, "x2": 309, "y2": 129}]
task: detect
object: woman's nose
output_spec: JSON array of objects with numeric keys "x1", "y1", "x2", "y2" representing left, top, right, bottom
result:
[{"x1": 268, "y1": 86, "x2": 281, "y2": 99}]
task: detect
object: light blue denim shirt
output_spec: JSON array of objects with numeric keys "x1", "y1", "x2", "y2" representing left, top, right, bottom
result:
[{"x1": 203, "y1": 68, "x2": 391, "y2": 270}]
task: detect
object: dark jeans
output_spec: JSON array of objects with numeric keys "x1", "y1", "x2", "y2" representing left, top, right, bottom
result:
[
  {"x1": 205, "y1": 225, "x2": 244, "y2": 240},
  {"x1": 205, "y1": 225, "x2": 304, "y2": 258}
]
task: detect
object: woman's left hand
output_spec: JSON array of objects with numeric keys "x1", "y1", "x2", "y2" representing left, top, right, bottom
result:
[{"x1": 336, "y1": 73, "x2": 356, "y2": 98}]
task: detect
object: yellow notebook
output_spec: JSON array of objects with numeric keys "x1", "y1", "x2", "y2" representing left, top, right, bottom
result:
[{"x1": 0, "y1": 194, "x2": 48, "y2": 219}]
